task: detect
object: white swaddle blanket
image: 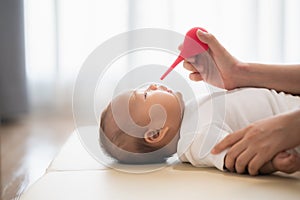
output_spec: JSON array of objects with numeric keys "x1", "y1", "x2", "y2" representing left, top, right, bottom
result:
[{"x1": 178, "y1": 88, "x2": 300, "y2": 170}]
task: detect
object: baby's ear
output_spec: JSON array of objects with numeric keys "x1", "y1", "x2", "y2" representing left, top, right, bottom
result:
[{"x1": 144, "y1": 127, "x2": 169, "y2": 144}]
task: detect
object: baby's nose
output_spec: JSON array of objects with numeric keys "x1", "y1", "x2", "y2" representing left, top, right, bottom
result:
[{"x1": 148, "y1": 84, "x2": 158, "y2": 91}]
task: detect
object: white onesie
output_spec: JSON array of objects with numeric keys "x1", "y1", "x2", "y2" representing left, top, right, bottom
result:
[{"x1": 177, "y1": 88, "x2": 300, "y2": 171}]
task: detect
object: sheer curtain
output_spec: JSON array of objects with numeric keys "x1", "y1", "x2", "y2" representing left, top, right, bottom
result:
[{"x1": 24, "y1": 0, "x2": 300, "y2": 114}]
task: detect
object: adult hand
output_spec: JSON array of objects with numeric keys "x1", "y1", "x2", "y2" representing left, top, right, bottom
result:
[
  {"x1": 211, "y1": 109, "x2": 300, "y2": 175},
  {"x1": 259, "y1": 150, "x2": 300, "y2": 174},
  {"x1": 180, "y1": 29, "x2": 242, "y2": 90}
]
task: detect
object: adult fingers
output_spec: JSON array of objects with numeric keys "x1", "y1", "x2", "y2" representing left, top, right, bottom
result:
[
  {"x1": 211, "y1": 129, "x2": 245, "y2": 154},
  {"x1": 189, "y1": 72, "x2": 203, "y2": 81},
  {"x1": 183, "y1": 61, "x2": 205, "y2": 73},
  {"x1": 224, "y1": 141, "x2": 247, "y2": 172},
  {"x1": 183, "y1": 61, "x2": 197, "y2": 72},
  {"x1": 196, "y1": 29, "x2": 226, "y2": 57},
  {"x1": 186, "y1": 56, "x2": 197, "y2": 63},
  {"x1": 259, "y1": 161, "x2": 276, "y2": 175},
  {"x1": 247, "y1": 154, "x2": 268, "y2": 176},
  {"x1": 235, "y1": 150, "x2": 256, "y2": 174}
]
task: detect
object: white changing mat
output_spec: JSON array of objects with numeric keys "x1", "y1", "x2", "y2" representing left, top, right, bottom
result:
[{"x1": 20, "y1": 129, "x2": 300, "y2": 200}]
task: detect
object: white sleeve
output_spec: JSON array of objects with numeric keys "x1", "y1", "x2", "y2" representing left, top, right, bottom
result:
[{"x1": 182, "y1": 123, "x2": 229, "y2": 171}]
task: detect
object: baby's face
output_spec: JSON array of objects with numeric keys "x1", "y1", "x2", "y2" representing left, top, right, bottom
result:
[
  {"x1": 102, "y1": 83, "x2": 184, "y2": 156},
  {"x1": 129, "y1": 84, "x2": 184, "y2": 134}
]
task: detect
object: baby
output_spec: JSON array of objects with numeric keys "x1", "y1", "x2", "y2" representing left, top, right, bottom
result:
[{"x1": 99, "y1": 83, "x2": 300, "y2": 174}]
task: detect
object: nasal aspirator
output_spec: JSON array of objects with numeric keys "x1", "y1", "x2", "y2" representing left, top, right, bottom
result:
[{"x1": 160, "y1": 27, "x2": 209, "y2": 80}]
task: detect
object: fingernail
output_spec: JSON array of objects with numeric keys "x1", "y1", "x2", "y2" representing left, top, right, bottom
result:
[
  {"x1": 211, "y1": 148, "x2": 217, "y2": 154},
  {"x1": 197, "y1": 29, "x2": 206, "y2": 35},
  {"x1": 190, "y1": 73, "x2": 196, "y2": 80}
]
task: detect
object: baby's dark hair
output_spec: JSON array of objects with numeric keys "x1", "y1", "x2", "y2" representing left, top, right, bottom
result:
[{"x1": 99, "y1": 104, "x2": 172, "y2": 164}]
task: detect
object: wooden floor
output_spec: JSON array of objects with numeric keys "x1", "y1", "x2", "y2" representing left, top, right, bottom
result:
[{"x1": 0, "y1": 113, "x2": 74, "y2": 200}]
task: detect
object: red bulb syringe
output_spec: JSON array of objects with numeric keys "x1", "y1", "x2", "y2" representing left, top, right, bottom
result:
[{"x1": 160, "y1": 27, "x2": 209, "y2": 80}]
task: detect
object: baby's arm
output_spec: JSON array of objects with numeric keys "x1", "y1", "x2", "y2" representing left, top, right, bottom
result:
[{"x1": 259, "y1": 150, "x2": 300, "y2": 174}]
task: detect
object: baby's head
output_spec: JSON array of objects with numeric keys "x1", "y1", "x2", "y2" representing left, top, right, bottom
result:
[{"x1": 99, "y1": 84, "x2": 184, "y2": 164}]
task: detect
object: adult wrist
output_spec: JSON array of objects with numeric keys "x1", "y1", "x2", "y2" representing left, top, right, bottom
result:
[{"x1": 232, "y1": 62, "x2": 251, "y2": 88}]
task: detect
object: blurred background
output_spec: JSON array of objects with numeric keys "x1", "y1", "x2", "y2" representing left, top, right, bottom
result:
[{"x1": 1, "y1": 0, "x2": 300, "y2": 199}]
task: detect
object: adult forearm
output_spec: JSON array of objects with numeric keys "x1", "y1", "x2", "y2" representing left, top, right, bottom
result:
[{"x1": 236, "y1": 63, "x2": 300, "y2": 95}]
